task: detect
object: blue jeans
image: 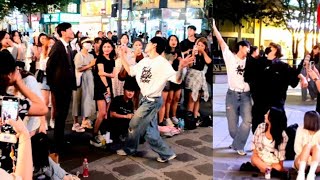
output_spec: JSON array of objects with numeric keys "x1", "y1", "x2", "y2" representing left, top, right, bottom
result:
[
  {"x1": 226, "y1": 89, "x2": 252, "y2": 150},
  {"x1": 123, "y1": 97, "x2": 175, "y2": 159}
]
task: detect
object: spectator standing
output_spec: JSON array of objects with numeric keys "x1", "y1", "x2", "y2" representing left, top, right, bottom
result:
[
  {"x1": 46, "y1": 22, "x2": 76, "y2": 154},
  {"x1": 91, "y1": 39, "x2": 116, "y2": 147},
  {"x1": 72, "y1": 37, "x2": 96, "y2": 132}
]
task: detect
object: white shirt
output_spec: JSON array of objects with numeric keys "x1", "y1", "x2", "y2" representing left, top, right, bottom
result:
[
  {"x1": 60, "y1": 38, "x2": 69, "y2": 53},
  {"x1": 129, "y1": 55, "x2": 178, "y2": 97},
  {"x1": 222, "y1": 46, "x2": 250, "y2": 92},
  {"x1": 294, "y1": 126, "x2": 320, "y2": 159}
]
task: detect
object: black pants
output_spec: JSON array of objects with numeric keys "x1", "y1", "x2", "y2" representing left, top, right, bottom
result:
[
  {"x1": 52, "y1": 89, "x2": 72, "y2": 153},
  {"x1": 106, "y1": 118, "x2": 130, "y2": 142},
  {"x1": 251, "y1": 102, "x2": 269, "y2": 133}
]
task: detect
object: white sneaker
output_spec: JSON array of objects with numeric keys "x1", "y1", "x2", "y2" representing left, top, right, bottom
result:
[
  {"x1": 165, "y1": 118, "x2": 174, "y2": 127},
  {"x1": 49, "y1": 119, "x2": 55, "y2": 129},
  {"x1": 157, "y1": 154, "x2": 177, "y2": 163},
  {"x1": 117, "y1": 149, "x2": 127, "y2": 156},
  {"x1": 72, "y1": 123, "x2": 85, "y2": 133},
  {"x1": 171, "y1": 117, "x2": 179, "y2": 125}
]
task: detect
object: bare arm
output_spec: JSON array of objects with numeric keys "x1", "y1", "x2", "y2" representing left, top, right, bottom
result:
[
  {"x1": 6, "y1": 119, "x2": 32, "y2": 180},
  {"x1": 14, "y1": 73, "x2": 48, "y2": 116},
  {"x1": 97, "y1": 64, "x2": 116, "y2": 78},
  {"x1": 78, "y1": 59, "x2": 96, "y2": 72},
  {"x1": 201, "y1": 50, "x2": 212, "y2": 64},
  {"x1": 110, "y1": 111, "x2": 133, "y2": 119},
  {"x1": 119, "y1": 47, "x2": 131, "y2": 75},
  {"x1": 177, "y1": 55, "x2": 194, "y2": 83},
  {"x1": 97, "y1": 64, "x2": 109, "y2": 87},
  {"x1": 212, "y1": 19, "x2": 227, "y2": 51}
]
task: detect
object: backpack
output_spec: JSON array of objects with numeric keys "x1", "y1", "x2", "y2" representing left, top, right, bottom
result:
[{"x1": 285, "y1": 123, "x2": 298, "y2": 160}]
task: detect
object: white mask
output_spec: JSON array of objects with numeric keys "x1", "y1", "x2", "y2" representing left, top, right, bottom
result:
[{"x1": 83, "y1": 43, "x2": 92, "y2": 51}]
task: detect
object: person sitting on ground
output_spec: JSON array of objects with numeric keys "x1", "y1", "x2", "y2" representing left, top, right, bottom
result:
[
  {"x1": 251, "y1": 107, "x2": 289, "y2": 179},
  {"x1": 106, "y1": 81, "x2": 135, "y2": 144},
  {"x1": 295, "y1": 111, "x2": 320, "y2": 180}
]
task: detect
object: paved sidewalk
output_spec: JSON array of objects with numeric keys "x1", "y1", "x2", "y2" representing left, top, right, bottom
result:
[
  {"x1": 213, "y1": 83, "x2": 318, "y2": 179},
  {"x1": 68, "y1": 127, "x2": 213, "y2": 180}
]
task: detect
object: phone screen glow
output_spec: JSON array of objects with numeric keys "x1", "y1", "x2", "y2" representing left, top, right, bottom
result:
[{"x1": 1, "y1": 100, "x2": 19, "y2": 121}]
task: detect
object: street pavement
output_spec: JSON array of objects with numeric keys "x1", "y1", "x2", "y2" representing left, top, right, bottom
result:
[
  {"x1": 213, "y1": 75, "x2": 320, "y2": 179},
  {"x1": 47, "y1": 91, "x2": 213, "y2": 179}
]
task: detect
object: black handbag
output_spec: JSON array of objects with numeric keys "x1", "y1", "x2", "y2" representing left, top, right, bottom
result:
[{"x1": 35, "y1": 70, "x2": 45, "y2": 83}]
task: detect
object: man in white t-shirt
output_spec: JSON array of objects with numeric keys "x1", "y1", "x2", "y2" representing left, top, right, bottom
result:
[
  {"x1": 116, "y1": 36, "x2": 194, "y2": 162},
  {"x1": 212, "y1": 19, "x2": 252, "y2": 156}
]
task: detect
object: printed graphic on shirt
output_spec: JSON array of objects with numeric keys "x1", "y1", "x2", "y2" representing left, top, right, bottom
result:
[
  {"x1": 140, "y1": 66, "x2": 152, "y2": 83},
  {"x1": 236, "y1": 65, "x2": 244, "y2": 75}
]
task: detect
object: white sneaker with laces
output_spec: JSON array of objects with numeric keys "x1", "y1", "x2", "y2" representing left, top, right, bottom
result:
[
  {"x1": 171, "y1": 117, "x2": 179, "y2": 125},
  {"x1": 306, "y1": 173, "x2": 315, "y2": 180},
  {"x1": 165, "y1": 118, "x2": 174, "y2": 127},
  {"x1": 237, "y1": 150, "x2": 247, "y2": 156},
  {"x1": 157, "y1": 154, "x2": 177, "y2": 163}
]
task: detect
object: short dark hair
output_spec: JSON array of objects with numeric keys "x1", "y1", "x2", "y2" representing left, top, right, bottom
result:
[
  {"x1": 155, "y1": 30, "x2": 162, "y2": 35},
  {"x1": 250, "y1": 46, "x2": 258, "y2": 55},
  {"x1": 304, "y1": 111, "x2": 320, "y2": 131},
  {"x1": 107, "y1": 31, "x2": 112, "y2": 35},
  {"x1": 150, "y1": 37, "x2": 166, "y2": 55},
  {"x1": 56, "y1": 22, "x2": 72, "y2": 37},
  {"x1": 94, "y1": 37, "x2": 102, "y2": 44},
  {"x1": 132, "y1": 38, "x2": 143, "y2": 45},
  {"x1": 187, "y1": 25, "x2": 196, "y2": 31},
  {"x1": 235, "y1": 40, "x2": 250, "y2": 53},
  {"x1": 269, "y1": 42, "x2": 283, "y2": 58}
]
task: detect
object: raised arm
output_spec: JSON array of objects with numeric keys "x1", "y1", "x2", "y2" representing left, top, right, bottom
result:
[
  {"x1": 212, "y1": 19, "x2": 227, "y2": 52},
  {"x1": 119, "y1": 46, "x2": 131, "y2": 75}
]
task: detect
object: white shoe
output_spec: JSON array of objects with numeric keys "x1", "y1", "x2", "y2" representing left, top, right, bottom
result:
[
  {"x1": 157, "y1": 154, "x2": 177, "y2": 163},
  {"x1": 72, "y1": 123, "x2": 85, "y2": 133},
  {"x1": 117, "y1": 149, "x2": 127, "y2": 156},
  {"x1": 165, "y1": 118, "x2": 174, "y2": 127},
  {"x1": 171, "y1": 117, "x2": 179, "y2": 125},
  {"x1": 49, "y1": 119, "x2": 55, "y2": 129}
]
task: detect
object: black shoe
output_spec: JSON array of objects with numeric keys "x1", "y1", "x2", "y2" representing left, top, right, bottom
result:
[{"x1": 271, "y1": 169, "x2": 290, "y2": 180}]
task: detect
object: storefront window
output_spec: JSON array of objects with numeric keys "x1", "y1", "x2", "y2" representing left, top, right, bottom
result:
[{"x1": 68, "y1": 3, "x2": 77, "y2": 13}]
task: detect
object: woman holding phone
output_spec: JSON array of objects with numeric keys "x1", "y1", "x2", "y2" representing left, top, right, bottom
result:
[{"x1": 0, "y1": 51, "x2": 48, "y2": 179}]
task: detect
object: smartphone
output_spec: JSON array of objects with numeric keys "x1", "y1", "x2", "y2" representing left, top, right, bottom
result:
[
  {"x1": 310, "y1": 61, "x2": 315, "y2": 69},
  {"x1": 0, "y1": 96, "x2": 19, "y2": 143},
  {"x1": 103, "y1": 92, "x2": 111, "y2": 103},
  {"x1": 1, "y1": 96, "x2": 19, "y2": 122}
]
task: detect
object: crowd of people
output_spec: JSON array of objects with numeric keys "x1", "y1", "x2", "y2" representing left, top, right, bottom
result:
[
  {"x1": 0, "y1": 21, "x2": 212, "y2": 179},
  {"x1": 212, "y1": 18, "x2": 320, "y2": 180}
]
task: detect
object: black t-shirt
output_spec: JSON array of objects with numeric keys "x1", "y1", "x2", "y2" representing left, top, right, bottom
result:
[
  {"x1": 191, "y1": 55, "x2": 207, "y2": 71},
  {"x1": 180, "y1": 38, "x2": 196, "y2": 53},
  {"x1": 109, "y1": 95, "x2": 134, "y2": 118},
  {"x1": 89, "y1": 51, "x2": 99, "y2": 59},
  {"x1": 94, "y1": 55, "x2": 115, "y2": 91},
  {"x1": 0, "y1": 95, "x2": 30, "y2": 172},
  {"x1": 165, "y1": 52, "x2": 182, "y2": 71}
]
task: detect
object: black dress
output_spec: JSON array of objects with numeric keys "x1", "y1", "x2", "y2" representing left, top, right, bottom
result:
[{"x1": 93, "y1": 55, "x2": 115, "y2": 100}]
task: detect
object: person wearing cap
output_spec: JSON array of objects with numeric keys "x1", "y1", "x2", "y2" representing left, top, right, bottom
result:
[
  {"x1": 107, "y1": 81, "x2": 135, "y2": 144},
  {"x1": 72, "y1": 37, "x2": 96, "y2": 132},
  {"x1": 116, "y1": 36, "x2": 194, "y2": 162},
  {"x1": 46, "y1": 22, "x2": 76, "y2": 154}
]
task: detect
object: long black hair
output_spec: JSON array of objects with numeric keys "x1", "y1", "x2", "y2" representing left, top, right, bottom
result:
[
  {"x1": 0, "y1": 31, "x2": 8, "y2": 49},
  {"x1": 164, "y1": 35, "x2": 182, "y2": 55},
  {"x1": 99, "y1": 39, "x2": 116, "y2": 60},
  {"x1": 266, "y1": 107, "x2": 287, "y2": 150}
]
